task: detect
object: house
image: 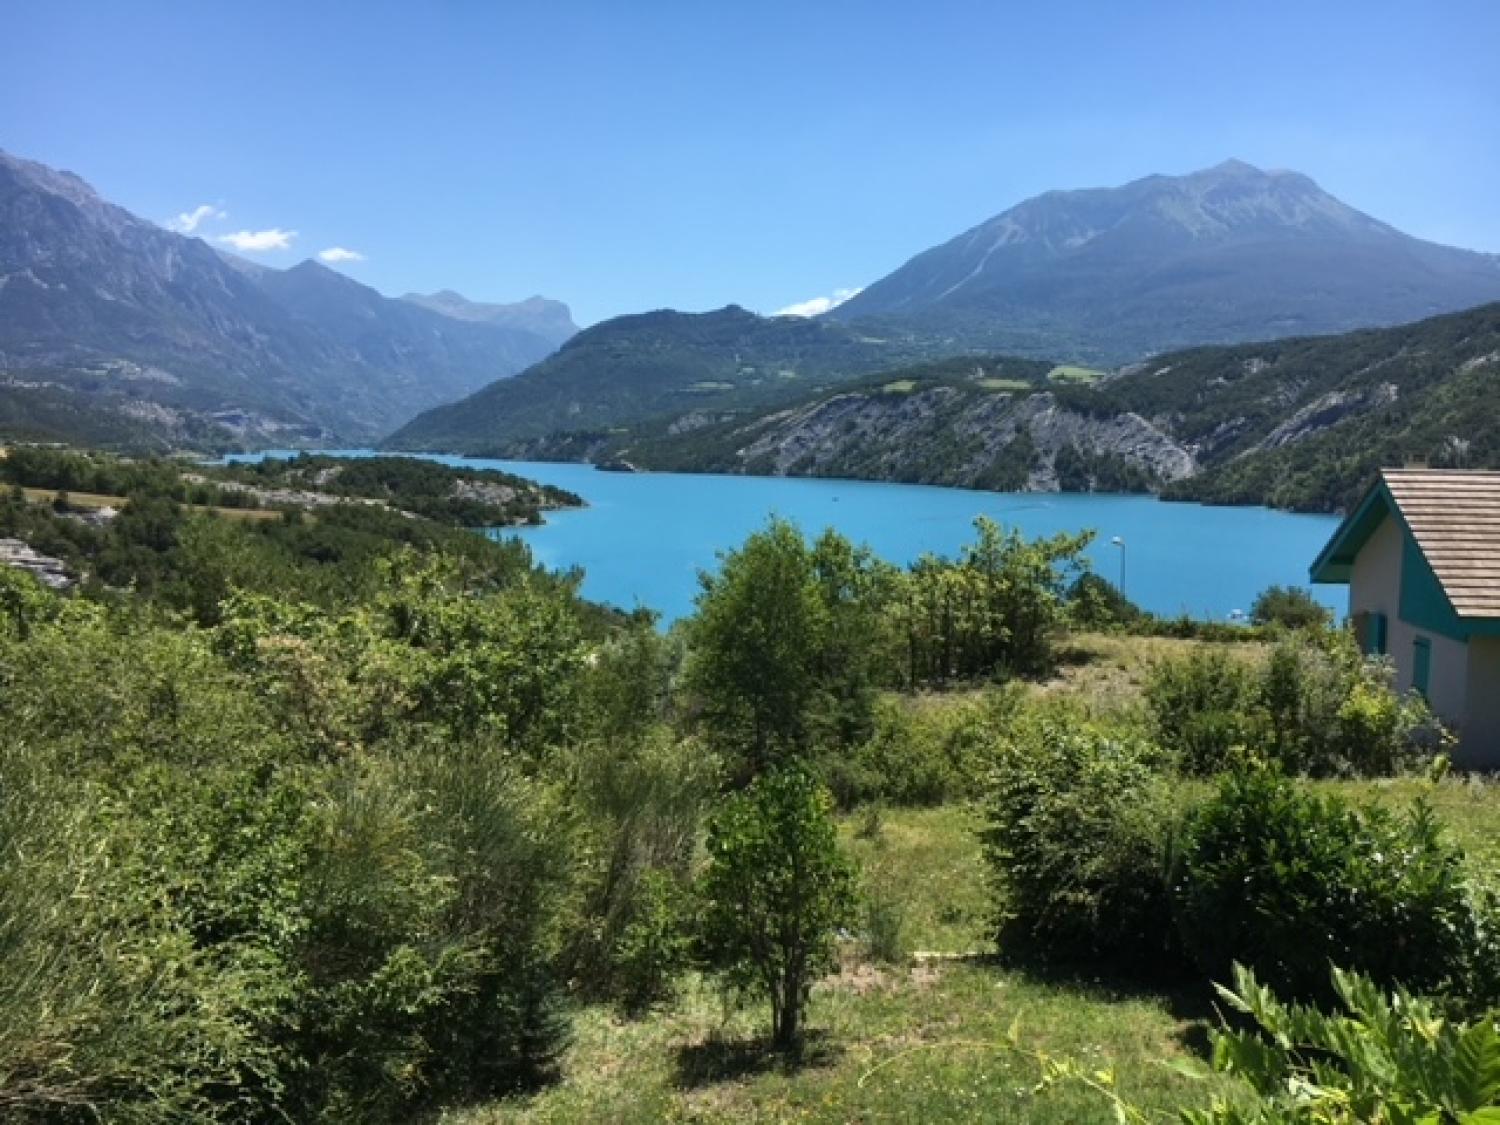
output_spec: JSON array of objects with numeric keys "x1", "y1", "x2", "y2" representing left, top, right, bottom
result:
[{"x1": 1310, "y1": 468, "x2": 1500, "y2": 768}]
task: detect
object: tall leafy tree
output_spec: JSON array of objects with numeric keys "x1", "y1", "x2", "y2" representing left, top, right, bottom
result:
[{"x1": 697, "y1": 766, "x2": 856, "y2": 1051}]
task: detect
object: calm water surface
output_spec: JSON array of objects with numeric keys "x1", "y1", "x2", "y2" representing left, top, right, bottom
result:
[{"x1": 233, "y1": 451, "x2": 1344, "y2": 625}]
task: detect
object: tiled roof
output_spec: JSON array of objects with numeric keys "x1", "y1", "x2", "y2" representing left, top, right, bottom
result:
[{"x1": 1383, "y1": 469, "x2": 1500, "y2": 619}]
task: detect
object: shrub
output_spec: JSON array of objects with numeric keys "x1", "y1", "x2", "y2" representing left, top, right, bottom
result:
[
  {"x1": 564, "y1": 730, "x2": 718, "y2": 1009},
  {"x1": 1146, "y1": 648, "x2": 1263, "y2": 774},
  {"x1": 1149, "y1": 634, "x2": 1436, "y2": 778},
  {"x1": 981, "y1": 720, "x2": 1181, "y2": 969},
  {"x1": 1066, "y1": 571, "x2": 1144, "y2": 631},
  {"x1": 1249, "y1": 584, "x2": 1334, "y2": 630},
  {"x1": 697, "y1": 765, "x2": 857, "y2": 1050},
  {"x1": 860, "y1": 878, "x2": 909, "y2": 965},
  {"x1": 1259, "y1": 633, "x2": 1437, "y2": 777},
  {"x1": 609, "y1": 870, "x2": 695, "y2": 1015},
  {"x1": 826, "y1": 689, "x2": 1019, "y2": 809},
  {"x1": 1173, "y1": 769, "x2": 1482, "y2": 1003}
]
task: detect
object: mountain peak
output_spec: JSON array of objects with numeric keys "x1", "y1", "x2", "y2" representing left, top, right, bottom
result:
[
  {"x1": 829, "y1": 162, "x2": 1500, "y2": 362},
  {"x1": 401, "y1": 289, "x2": 578, "y2": 348}
]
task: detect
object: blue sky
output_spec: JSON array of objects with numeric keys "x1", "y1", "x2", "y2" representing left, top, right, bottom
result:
[{"x1": 6, "y1": 1, "x2": 1497, "y2": 326}]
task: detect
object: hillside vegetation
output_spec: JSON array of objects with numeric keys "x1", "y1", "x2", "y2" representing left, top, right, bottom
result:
[
  {"x1": 4, "y1": 452, "x2": 1499, "y2": 1122},
  {"x1": 385, "y1": 305, "x2": 937, "y2": 453},
  {"x1": 440, "y1": 301, "x2": 1500, "y2": 514}
]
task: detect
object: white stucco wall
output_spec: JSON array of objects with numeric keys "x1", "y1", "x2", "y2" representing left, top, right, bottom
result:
[
  {"x1": 1349, "y1": 513, "x2": 1469, "y2": 735},
  {"x1": 1349, "y1": 514, "x2": 1402, "y2": 629},
  {"x1": 1463, "y1": 638, "x2": 1500, "y2": 769}
]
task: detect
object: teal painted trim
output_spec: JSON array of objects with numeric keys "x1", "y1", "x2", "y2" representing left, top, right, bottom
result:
[
  {"x1": 1413, "y1": 636, "x2": 1432, "y2": 696},
  {"x1": 1310, "y1": 481, "x2": 1394, "y2": 585},
  {"x1": 1399, "y1": 536, "x2": 1470, "y2": 642}
]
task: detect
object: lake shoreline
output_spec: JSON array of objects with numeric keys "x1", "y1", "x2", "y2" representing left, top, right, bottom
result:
[{"x1": 235, "y1": 449, "x2": 1344, "y2": 627}]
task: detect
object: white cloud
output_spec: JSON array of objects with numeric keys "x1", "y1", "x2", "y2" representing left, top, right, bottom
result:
[
  {"x1": 318, "y1": 246, "x2": 365, "y2": 263},
  {"x1": 216, "y1": 228, "x2": 297, "y2": 252},
  {"x1": 167, "y1": 203, "x2": 226, "y2": 233},
  {"x1": 774, "y1": 286, "x2": 864, "y2": 318}
]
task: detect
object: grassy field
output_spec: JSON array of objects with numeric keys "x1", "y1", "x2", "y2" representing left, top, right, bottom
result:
[
  {"x1": 975, "y1": 377, "x2": 1034, "y2": 392},
  {"x1": 21, "y1": 485, "x2": 286, "y2": 522},
  {"x1": 446, "y1": 774, "x2": 1500, "y2": 1124},
  {"x1": 443, "y1": 802, "x2": 1230, "y2": 1125},
  {"x1": 442, "y1": 634, "x2": 1500, "y2": 1123}
]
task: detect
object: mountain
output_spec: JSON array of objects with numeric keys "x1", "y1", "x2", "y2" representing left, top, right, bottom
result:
[
  {"x1": 402, "y1": 290, "x2": 578, "y2": 348},
  {"x1": 831, "y1": 160, "x2": 1500, "y2": 363},
  {"x1": 385, "y1": 304, "x2": 927, "y2": 454},
  {"x1": 0, "y1": 150, "x2": 563, "y2": 448},
  {"x1": 491, "y1": 303, "x2": 1500, "y2": 514}
]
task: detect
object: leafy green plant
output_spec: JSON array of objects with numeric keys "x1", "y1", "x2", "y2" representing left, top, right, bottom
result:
[
  {"x1": 1147, "y1": 648, "x2": 1264, "y2": 774},
  {"x1": 1185, "y1": 963, "x2": 1500, "y2": 1124},
  {"x1": 697, "y1": 765, "x2": 857, "y2": 1050}
]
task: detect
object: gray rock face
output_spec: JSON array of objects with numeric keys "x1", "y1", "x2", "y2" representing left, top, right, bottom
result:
[
  {"x1": 715, "y1": 386, "x2": 1194, "y2": 492},
  {"x1": 0, "y1": 537, "x2": 72, "y2": 588}
]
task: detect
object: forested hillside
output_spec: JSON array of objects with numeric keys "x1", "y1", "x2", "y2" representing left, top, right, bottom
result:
[
  {"x1": 491, "y1": 302, "x2": 1500, "y2": 513},
  {"x1": 384, "y1": 304, "x2": 931, "y2": 453}
]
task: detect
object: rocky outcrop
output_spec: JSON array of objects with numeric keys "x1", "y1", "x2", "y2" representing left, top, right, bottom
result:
[
  {"x1": 0, "y1": 538, "x2": 72, "y2": 589},
  {"x1": 712, "y1": 387, "x2": 1194, "y2": 492}
]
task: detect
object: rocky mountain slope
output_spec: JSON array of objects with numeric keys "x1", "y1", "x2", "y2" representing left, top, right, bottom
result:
[
  {"x1": 0, "y1": 149, "x2": 564, "y2": 448},
  {"x1": 832, "y1": 160, "x2": 1500, "y2": 363}
]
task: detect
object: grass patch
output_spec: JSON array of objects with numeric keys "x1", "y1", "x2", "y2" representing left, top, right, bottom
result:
[
  {"x1": 21, "y1": 486, "x2": 286, "y2": 522},
  {"x1": 975, "y1": 377, "x2": 1034, "y2": 392},
  {"x1": 444, "y1": 804, "x2": 1231, "y2": 1123},
  {"x1": 1326, "y1": 775, "x2": 1500, "y2": 883},
  {"x1": 880, "y1": 379, "x2": 919, "y2": 394}
]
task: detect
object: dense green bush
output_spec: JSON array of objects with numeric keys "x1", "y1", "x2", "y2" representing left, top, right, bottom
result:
[
  {"x1": 564, "y1": 730, "x2": 717, "y2": 1011},
  {"x1": 1066, "y1": 571, "x2": 1145, "y2": 631},
  {"x1": 1148, "y1": 633, "x2": 1436, "y2": 777},
  {"x1": 1173, "y1": 769, "x2": 1484, "y2": 1004},
  {"x1": 1249, "y1": 584, "x2": 1333, "y2": 630},
  {"x1": 0, "y1": 556, "x2": 619, "y2": 1122},
  {"x1": 826, "y1": 689, "x2": 1019, "y2": 808},
  {"x1": 981, "y1": 720, "x2": 1181, "y2": 969},
  {"x1": 1259, "y1": 635, "x2": 1437, "y2": 776},
  {"x1": 1146, "y1": 647, "x2": 1263, "y2": 774}
]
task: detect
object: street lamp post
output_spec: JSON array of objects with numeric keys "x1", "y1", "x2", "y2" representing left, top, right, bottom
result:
[{"x1": 1110, "y1": 536, "x2": 1126, "y2": 597}]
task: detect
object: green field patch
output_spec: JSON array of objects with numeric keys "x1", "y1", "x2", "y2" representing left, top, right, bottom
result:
[
  {"x1": 975, "y1": 377, "x2": 1033, "y2": 392},
  {"x1": 880, "y1": 379, "x2": 919, "y2": 394}
]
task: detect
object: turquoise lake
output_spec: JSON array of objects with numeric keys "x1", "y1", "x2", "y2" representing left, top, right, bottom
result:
[{"x1": 234, "y1": 450, "x2": 1346, "y2": 625}]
